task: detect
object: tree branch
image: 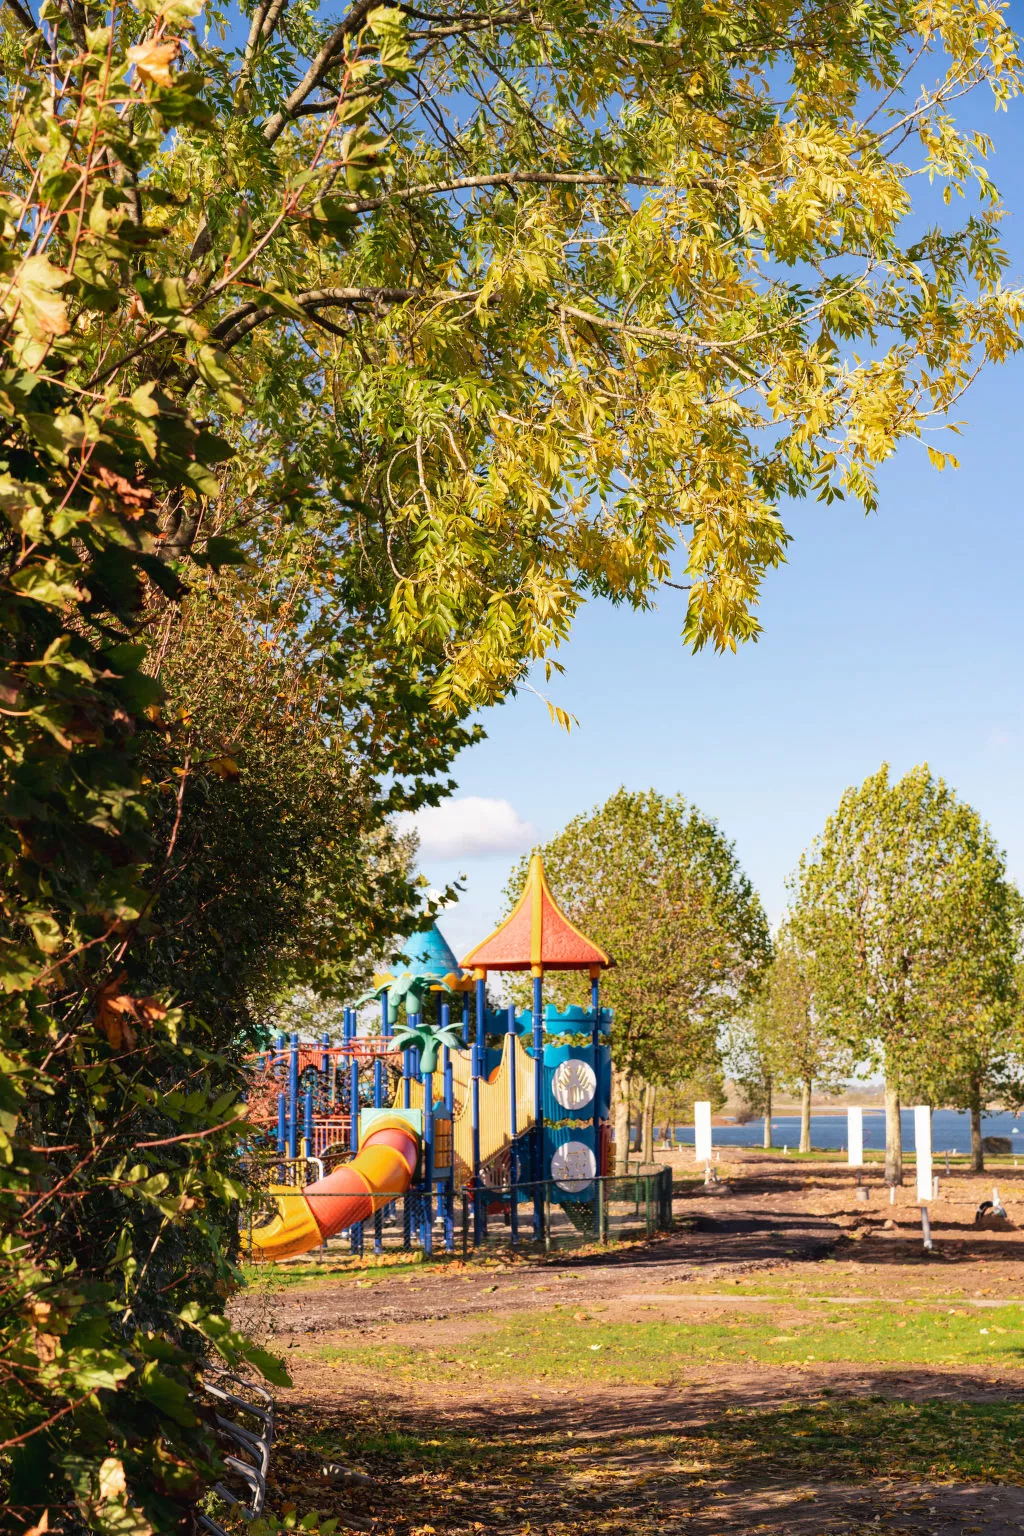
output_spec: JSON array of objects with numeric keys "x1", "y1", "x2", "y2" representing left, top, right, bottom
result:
[
  {"x1": 345, "y1": 169, "x2": 659, "y2": 213},
  {"x1": 3, "y1": 0, "x2": 40, "y2": 34},
  {"x1": 211, "y1": 284, "x2": 470, "y2": 351},
  {"x1": 261, "y1": 0, "x2": 379, "y2": 146}
]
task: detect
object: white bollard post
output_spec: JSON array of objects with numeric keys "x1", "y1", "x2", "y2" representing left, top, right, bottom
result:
[
  {"x1": 848, "y1": 1107, "x2": 864, "y2": 1168},
  {"x1": 914, "y1": 1105, "x2": 933, "y2": 1204},
  {"x1": 694, "y1": 1101, "x2": 712, "y2": 1164}
]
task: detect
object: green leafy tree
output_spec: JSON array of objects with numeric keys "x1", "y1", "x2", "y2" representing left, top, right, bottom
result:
[
  {"x1": 901, "y1": 884, "x2": 1024, "y2": 1171},
  {"x1": 727, "y1": 983, "x2": 776, "y2": 1150},
  {"x1": 789, "y1": 764, "x2": 1021, "y2": 1182},
  {"x1": 503, "y1": 788, "x2": 769, "y2": 1173},
  {"x1": 0, "y1": 4, "x2": 472, "y2": 1526},
  {"x1": 764, "y1": 927, "x2": 854, "y2": 1153},
  {"x1": 4, "y1": 0, "x2": 1022, "y2": 725}
]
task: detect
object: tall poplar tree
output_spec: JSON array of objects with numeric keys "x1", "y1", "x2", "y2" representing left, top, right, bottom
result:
[
  {"x1": 770, "y1": 926, "x2": 854, "y2": 1152},
  {"x1": 790, "y1": 764, "x2": 1021, "y2": 1183}
]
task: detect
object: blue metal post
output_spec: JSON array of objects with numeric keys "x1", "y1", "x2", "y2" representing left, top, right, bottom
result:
[
  {"x1": 423, "y1": 1071, "x2": 434, "y2": 1255},
  {"x1": 473, "y1": 972, "x2": 485, "y2": 1242},
  {"x1": 591, "y1": 973, "x2": 602, "y2": 1235},
  {"x1": 475, "y1": 976, "x2": 486, "y2": 1049},
  {"x1": 303, "y1": 1090, "x2": 313, "y2": 1157},
  {"x1": 532, "y1": 972, "x2": 544, "y2": 1241},
  {"x1": 442, "y1": 1003, "x2": 455, "y2": 1253},
  {"x1": 377, "y1": 991, "x2": 388, "y2": 1110},
  {"x1": 349, "y1": 1054, "x2": 359, "y2": 1154},
  {"x1": 462, "y1": 996, "x2": 470, "y2": 1047},
  {"x1": 277, "y1": 1092, "x2": 286, "y2": 1154},
  {"x1": 471, "y1": 1042, "x2": 482, "y2": 1242},
  {"x1": 403, "y1": 1048, "x2": 412, "y2": 1109},
  {"x1": 321, "y1": 1030, "x2": 330, "y2": 1076},
  {"x1": 507, "y1": 1004, "x2": 518, "y2": 1244},
  {"x1": 591, "y1": 975, "x2": 601, "y2": 1164},
  {"x1": 349, "y1": 1024, "x2": 361, "y2": 1256},
  {"x1": 288, "y1": 1033, "x2": 299, "y2": 1161},
  {"x1": 275, "y1": 1031, "x2": 285, "y2": 1079}
]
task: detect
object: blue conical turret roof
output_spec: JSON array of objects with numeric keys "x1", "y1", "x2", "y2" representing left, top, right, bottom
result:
[{"x1": 393, "y1": 923, "x2": 461, "y2": 980}]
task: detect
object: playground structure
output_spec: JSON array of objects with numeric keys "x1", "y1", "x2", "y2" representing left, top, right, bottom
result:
[{"x1": 244, "y1": 856, "x2": 666, "y2": 1261}]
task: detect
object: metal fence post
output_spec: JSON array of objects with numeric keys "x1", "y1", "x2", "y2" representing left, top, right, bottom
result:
[
  {"x1": 544, "y1": 1181, "x2": 551, "y2": 1255},
  {"x1": 597, "y1": 1177, "x2": 606, "y2": 1244},
  {"x1": 461, "y1": 1191, "x2": 469, "y2": 1261}
]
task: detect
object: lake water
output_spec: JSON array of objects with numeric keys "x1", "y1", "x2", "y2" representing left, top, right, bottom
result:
[{"x1": 669, "y1": 1108, "x2": 1024, "y2": 1155}]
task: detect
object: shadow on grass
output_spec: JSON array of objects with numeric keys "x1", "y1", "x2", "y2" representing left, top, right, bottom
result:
[{"x1": 270, "y1": 1374, "x2": 1024, "y2": 1536}]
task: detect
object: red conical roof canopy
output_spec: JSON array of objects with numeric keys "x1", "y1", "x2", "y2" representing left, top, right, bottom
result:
[{"x1": 462, "y1": 854, "x2": 612, "y2": 976}]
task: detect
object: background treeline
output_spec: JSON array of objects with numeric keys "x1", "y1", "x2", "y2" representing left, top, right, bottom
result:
[
  {"x1": 509, "y1": 769, "x2": 1024, "y2": 1180},
  {"x1": 741, "y1": 764, "x2": 1024, "y2": 1180}
]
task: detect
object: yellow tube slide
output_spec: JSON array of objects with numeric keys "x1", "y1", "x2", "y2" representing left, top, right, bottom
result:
[{"x1": 248, "y1": 1116, "x2": 420, "y2": 1263}]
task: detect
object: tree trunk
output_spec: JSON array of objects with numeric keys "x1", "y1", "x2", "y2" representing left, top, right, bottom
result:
[
  {"x1": 884, "y1": 1078, "x2": 903, "y2": 1186},
  {"x1": 970, "y1": 1080, "x2": 984, "y2": 1173},
  {"x1": 800, "y1": 1079, "x2": 812, "y2": 1154},
  {"x1": 763, "y1": 1077, "x2": 772, "y2": 1150},
  {"x1": 641, "y1": 1082, "x2": 656, "y2": 1164},
  {"x1": 613, "y1": 1068, "x2": 631, "y2": 1175}
]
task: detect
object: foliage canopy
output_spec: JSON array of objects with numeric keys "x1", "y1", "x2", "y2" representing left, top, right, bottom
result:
[
  {"x1": 789, "y1": 762, "x2": 1023, "y2": 1176},
  {"x1": 502, "y1": 787, "x2": 770, "y2": 1090}
]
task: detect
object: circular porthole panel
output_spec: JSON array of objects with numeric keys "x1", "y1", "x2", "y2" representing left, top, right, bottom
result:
[
  {"x1": 551, "y1": 1058, "x2": 597, "y2": 1111},
  {"x1": 550, "y1": 1139, "x2": 597, "y2": 1193}
]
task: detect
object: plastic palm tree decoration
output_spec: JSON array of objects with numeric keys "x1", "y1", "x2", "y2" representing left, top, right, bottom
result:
[
  {"x1": 357, "y1": 970, "x2": 435, "y2": 1027},
  {"x1": 392, "y1": 1018, "x2": 465, "y2": 1074}
]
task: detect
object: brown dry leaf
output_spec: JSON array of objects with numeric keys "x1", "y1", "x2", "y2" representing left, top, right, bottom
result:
[
  {"x1": 33, "y1": 1332, "x2": 60, "y2": 1363},
  {"x1": 96, "y1": 982, "x2": 138, "y2": 1050},
  {"x1": 95, "y1": 465, "x2": 153, "y2": 517},
  {"x1": 0, "y1": 668, "x2": 21, "y2": 706},
  {"x1": 96, "y1": 980, "x2": 167, "y2": 1049},
  {"x1": 127, "y1": 39, "x2": 179, "y2": 88}
]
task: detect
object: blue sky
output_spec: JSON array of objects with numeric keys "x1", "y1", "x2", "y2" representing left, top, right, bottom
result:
[{"x1": 404, "y1": 83, "x2": 1024, "y2": 963}]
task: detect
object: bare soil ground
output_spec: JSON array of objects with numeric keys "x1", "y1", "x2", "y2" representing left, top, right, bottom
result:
[{"x1": 233, "y1": 1151, "x2": 1024, "y2": 1535}]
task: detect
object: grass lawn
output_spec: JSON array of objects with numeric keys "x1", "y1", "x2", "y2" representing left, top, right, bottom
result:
[{"x1": 321, "y1": 1299, "x2": 1024, "y2": 1384}]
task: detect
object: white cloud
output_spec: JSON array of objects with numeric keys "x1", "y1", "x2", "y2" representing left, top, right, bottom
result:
[{"x1": 398, "y1": 797, "x2": 536, "y2": 859}]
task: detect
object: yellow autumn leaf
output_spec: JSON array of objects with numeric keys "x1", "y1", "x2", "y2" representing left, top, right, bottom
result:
[
  {"x1": 127, "y1": 39, "x2": 179, "y2": 89},
  {"x1": 98, "y1": 1458, "x2": 127, "y2": 1503},
  {"x1": 9, "y1": 255, "x2": 70, "y2": 341}
]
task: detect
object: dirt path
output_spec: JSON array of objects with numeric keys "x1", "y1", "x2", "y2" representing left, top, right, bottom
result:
[{"x1": 236, "y1": 1153, "x2": 1024, "y2": 1535}]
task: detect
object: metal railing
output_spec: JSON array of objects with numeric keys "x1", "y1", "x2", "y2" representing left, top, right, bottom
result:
[
  {"x1": 460, "y1": 1170, "x2": 674, "y2": 1254},
  {"x1": 197, "y1": 1368, "x2": 275, "y2": 1534}
]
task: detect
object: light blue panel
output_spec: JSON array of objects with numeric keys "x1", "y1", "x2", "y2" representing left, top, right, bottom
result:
[{"x1": 360, "y1": 1107, "x2": 423, "y2": 1138}]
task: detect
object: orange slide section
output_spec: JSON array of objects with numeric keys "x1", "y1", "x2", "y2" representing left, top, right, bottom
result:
[{"x1": 248, "y1": 1116, "x2": 420, "y2": 1262}]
